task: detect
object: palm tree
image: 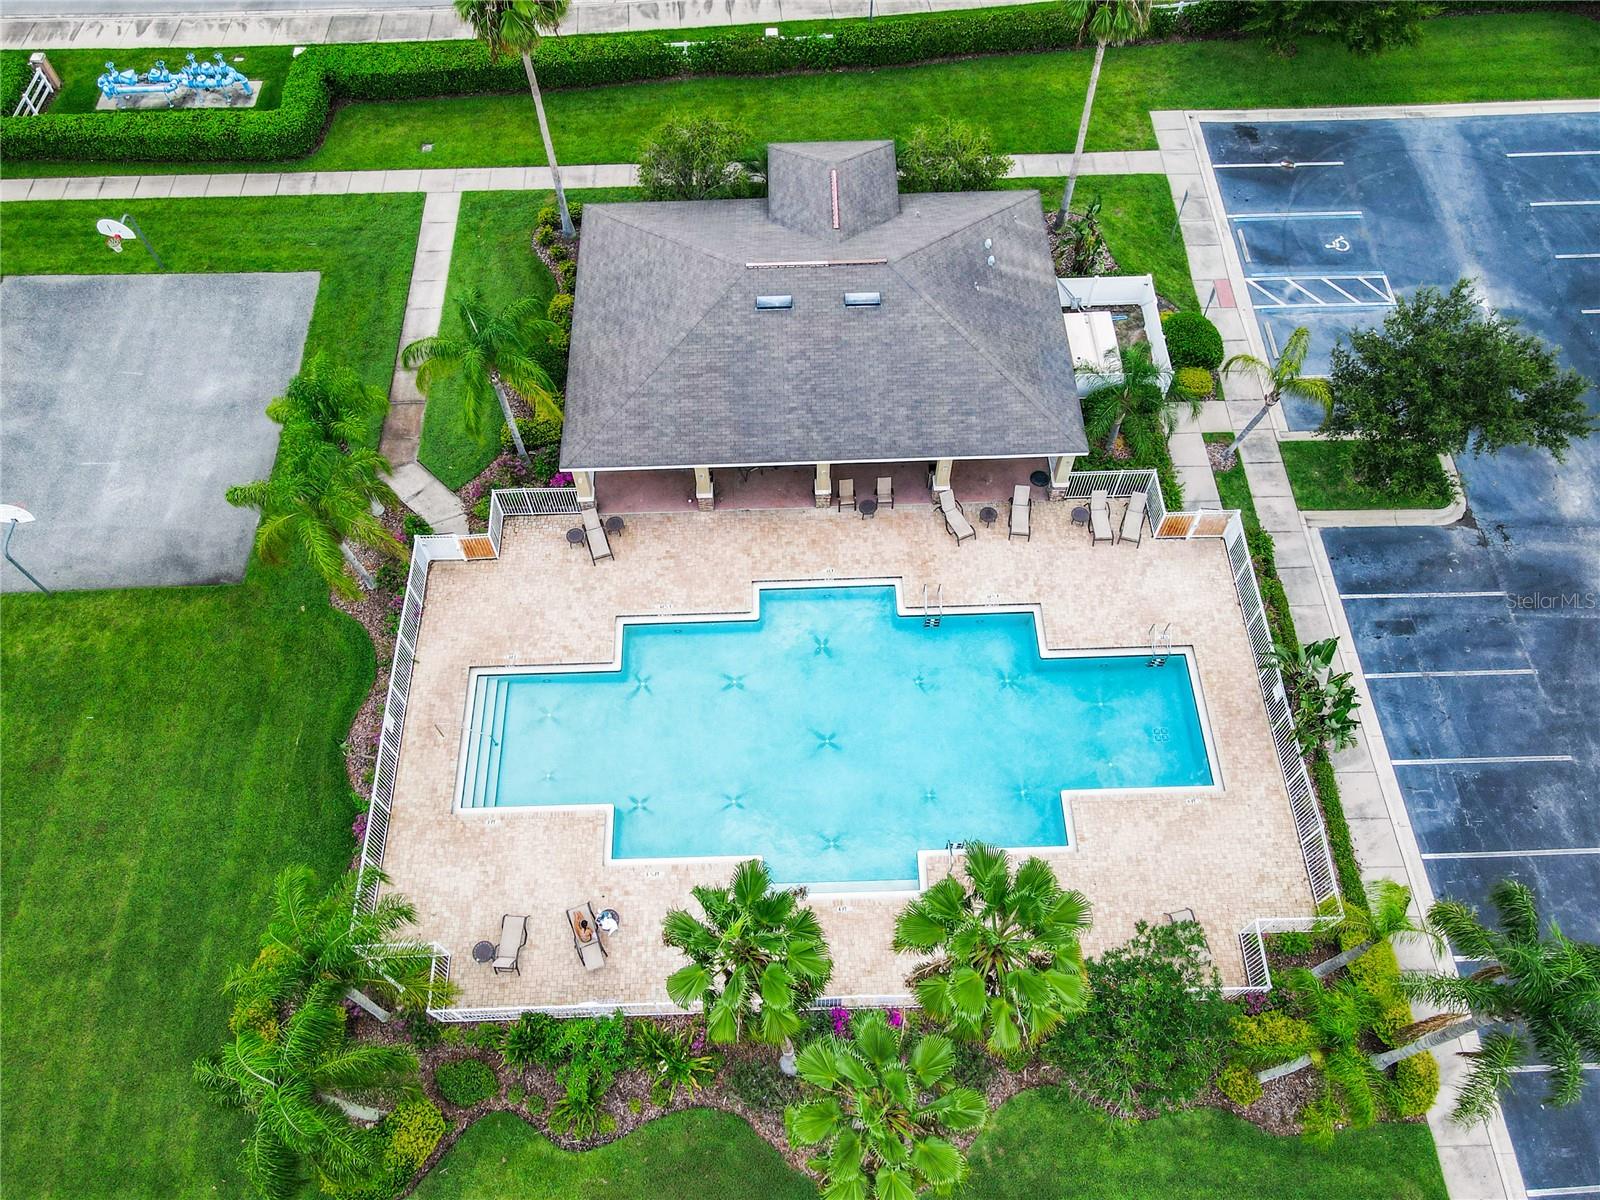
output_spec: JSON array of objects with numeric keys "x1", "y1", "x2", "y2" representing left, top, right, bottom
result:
[
  {"x1": 1058, "y1": 0, "x2": 1153, "y2": 224},
  {"x1": 193, "y1": 994, "x2": 419, "y2": 1200},
  {"x1": 1216, "y1": 324, "x2": 1332, "y2": 466},
  {"x1": 1309, "y1": 880, "x2": 1427, "y2": 979},
  {"x1": 662, "y1": 859, "x2": 833, "y2": 1046},
  {"x1": 1079, "y1": 341, "x2": 1197, "y2": 460},
  {"x1": 401, "y1": 290, "x2": 560, "y2": 470},
  {"x1": 454, "y1": 0, "x2": 576, "y2": 237},
  {"x1": 892, "y1": 842, "x2": 1091, "y2": 1055},
  {"x1": 226, "y1": 425, "x2": 404, "y2": 601},
  {"x1": 225, "y1": 866, "x2": 457, "y2": 1022},
  {"x1": 265, "y1": 354, "x2": 387, "y2": 450},
  {"x1": 1377, "y1": 879, "x2": 1600, "y2": 1126},
  {"x1": 787, "y1": 1010, "x2": 987, "y2": 1200}
]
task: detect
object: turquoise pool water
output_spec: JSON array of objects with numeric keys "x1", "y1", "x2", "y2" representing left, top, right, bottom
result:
[{"x1": 461, "y1": 586, "x2": 1212, "y2": 885}]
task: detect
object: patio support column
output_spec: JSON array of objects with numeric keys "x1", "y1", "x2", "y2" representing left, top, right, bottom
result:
[
  {"x1": 572, "y1": 470, "x2": 596, "y2": 509},
  {"x1": 813, "y1": 463, "x2": 831, "y2": 508},
  {"x1": 932, "y1": 458, "x2": 953, "y2": 493},
  {"x1": 1048, "y1": 454, "x2": 1076, "y2": 502},
  {"x1": 693, "y1": 466, "x2": 715, "y2": 512}
]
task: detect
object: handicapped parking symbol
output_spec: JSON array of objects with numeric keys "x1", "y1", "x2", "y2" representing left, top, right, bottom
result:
[{"x1": 1324, "y1": 235, "x2": 1351, "y2": 252}]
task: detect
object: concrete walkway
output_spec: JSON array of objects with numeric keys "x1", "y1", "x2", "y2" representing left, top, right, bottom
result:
[
  {"x1": 0, "y1": 152, "x2": 1159, "y2": 204},
  {"x1": 1160, "y1": 106, "x2": 1526, "y2": 1200},
  {"x1": 1, "y1": 0, "x2": 1054, "y2": 47}
]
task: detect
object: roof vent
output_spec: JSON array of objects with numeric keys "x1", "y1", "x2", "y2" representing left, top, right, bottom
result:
[
  {"x1": 843, "y1": 291, "x2": 882, "y2": 308},
  {"x1": 756, "y1": 294, "x2": 794, "y2": 310}
]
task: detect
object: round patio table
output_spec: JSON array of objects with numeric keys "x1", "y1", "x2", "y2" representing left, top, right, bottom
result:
[
  {"x1": 471, "y1": 940, "x2": 496, "y2": 965},
  {"x1": 604, "y1": 515, "x2": 625, "y2": 537},
  {"x1": 597, "y1": 908, "x2": 621, "y2": 933},
  {"x1": 858, "y1": 497, "x2": 879, "y2": 518},
  {"x1": 1029, "y1": 469, "x2": 1050, "y2": 488},
  {"x1": 1071, "y1": 505, "x2": 1090, "y2": 528},
  {"x1": 979, "y1": 506, "x2": 998, "y2": 529},
  {"x1": 565, "y1": 527, "x2": 585, "y2": 548}
]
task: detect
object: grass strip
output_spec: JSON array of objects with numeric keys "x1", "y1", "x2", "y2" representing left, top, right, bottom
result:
[{"x1": 1279, "y1": 439, "x2": 1453, "y2": 511}]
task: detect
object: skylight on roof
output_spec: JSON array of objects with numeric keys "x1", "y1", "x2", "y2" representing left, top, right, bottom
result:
[
  {"x1": 756, "y1": 295, "x2": 794, "y2": 310},
  {"x1": 843, "y1": 292, "x2": 882, "y2": 307}
]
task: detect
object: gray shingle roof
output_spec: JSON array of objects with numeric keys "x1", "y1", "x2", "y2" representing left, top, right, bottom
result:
[{"x1": 560, "y1": 142, "x2": 1086, "y2": 472}]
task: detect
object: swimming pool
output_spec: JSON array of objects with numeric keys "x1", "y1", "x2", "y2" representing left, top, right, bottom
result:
[{"x1": 459, "y1": 585, "x2": 1215, "y2": 886}]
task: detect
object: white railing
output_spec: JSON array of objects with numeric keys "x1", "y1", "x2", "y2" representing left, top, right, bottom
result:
[
  {"x1": 488, "y1": 487, "x2": 580, "y2": 554},
  {"x1": 13, "y1": 62, "x2": 56, "y2": 117},
  {"x1": 1235, "y1": 914, "x2": 1335, "y2": 993}
]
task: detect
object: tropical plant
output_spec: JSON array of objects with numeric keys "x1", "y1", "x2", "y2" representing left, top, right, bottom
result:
[
  {"x1": 1056, "y1": 194, "x2": 1106, "y2": 276},
  {"x1": 434, "y1": 1057, "x2": 497, "y2": 1106},
  {"x1": 1265, "y1": 635, "x2": 1361, "y2": 755},
  {"x1": 454, "y1": 0, "x2": 576, "y2": 236},
  {"x1": 636, "y1": 114, "x2": 762, "y2": 200},
  {"x1": 1382, "y1": 879, "x2": 1600, "y2": 1126},
  {"x1": 193, "y1": 994, "x2": 420, "y2": 1200},
  {"x1": 225, "y1": 426, "x2": 404, "y2": 601},
  {"x1": 1057, "y1": 0, "x2": 1153, "y2": 221},
  {"x1": 1310, "y1": 881, "x2": 1426, "y2": 979},
  {"x1": 1216, "y1": 324, "x2": 1333, "y2": 466},
  {"x1": 1078, "y1": 341, "x2": 1197, "y2": 461},
  {"x1": 897, "y1": 117, "x2": 1013, "y2": 193},
  {"x1": 1243, "y1": 1, "x2": 1436, "y2": 57},
  {"x1": 787, "y1": 1010, "x2": 987, "y2": 1199},
  {"x1": 892, "y1": 842, "x2": 1091, "y2": 1056},
  {"x1": 265, "y1": 353, "x2": 386, "y2": 450},
  {"x1": 1044, "y1": 919, "x2": 1233, "y2": 1115},
  {"x1": 662, "y1": 859, "x2": 833, "y2": 1046},
  {"x1": 629, "y1": 1020, "x2": 720, "y2": 1104},
  {"x1": 1324, "y1": 280, "x2": 1594, "y2": 493},
  {"x1": 401, "y1": 289, "x2": 562, "y2": 468},
  {"x1": 223, "y1": 865, "x2": 456, "y2": 1025},
  {"x1": 1263, "y1": 968, "x2": 1392, "y2": 1147}
]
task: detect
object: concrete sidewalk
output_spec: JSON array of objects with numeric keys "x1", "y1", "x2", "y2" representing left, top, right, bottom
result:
[{"x1": 1, "y1": 0, "x2": 1053, "y2": 48}]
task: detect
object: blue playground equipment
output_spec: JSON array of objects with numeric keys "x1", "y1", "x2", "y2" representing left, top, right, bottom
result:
[{"x1": 97, "y1": 53, "x2": 254, "y2": 106}]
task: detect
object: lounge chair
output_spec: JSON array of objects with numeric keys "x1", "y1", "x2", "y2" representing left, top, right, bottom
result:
[
  {"x1": 569, "y1": 902, "x2": 607, "y2": 971},
  {"x1": 582, "y1": 506, "x2": 613, "y2": 563},
  {"x1": 876, "y1": 476, "x2": 894, "y2": 509},
  {"x1": 938, "y1": 489, "x2": 976, "y2": 544},
  {"x1": 1120, "y1": 489, "x2": 1148, "y2": 546},
  {"x1": 1090, "y1": 489, "x2": 1114, "y2": 546},
  {"x1": 837, "y1": 479, "x2": 855, "y2": 511},
  {"x1": 1008, "y1": 484, "x2": 1031, "y2": 541},
  {"x1": 492, "y1": 913, "x2": 528, "y2": 975}
]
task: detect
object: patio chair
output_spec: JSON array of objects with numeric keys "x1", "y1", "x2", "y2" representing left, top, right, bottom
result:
[
  {"x1": 876, "y1": 476, "x2": 894, "y2": 509},
  {"x1": 492, "y1": 913, "x2": 528, "y2": 975},
  {"x1": 837, "y1": 478, "x2": 856, "y2": 511},
  {"x1": 582, "y1": 506, "x2": 613, "y2": 564},
  {"x1": 1090, "y1": 489, "x2": 1114, "y2": 546},
  {"x1": 1120, "y1": 489, "x2": 1148, "y2": 547},
  {"x1": 938, "y1": 489, "x2": 976, "y2": 544},
  {"x1": 1008, "y1": 484, "x2": 1031, "y2": 542},
  {"x1": 568, "y1": 902, "x2": 608, "y2": 971}
]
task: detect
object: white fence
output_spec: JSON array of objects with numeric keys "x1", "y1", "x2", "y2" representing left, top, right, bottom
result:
[
  {"x1": 1236, "y1": 915, "x2": 1334, "y2": 993},
  {"x1": 12, "y1": 60, "x2": 56, "y2": 117}
]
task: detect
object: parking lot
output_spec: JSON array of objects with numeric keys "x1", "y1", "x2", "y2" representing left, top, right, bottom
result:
[
  {"x1": 0, "y1": 272, "x2": 318, "y2": 592},
  {"x1": 1202, "y1": 109, "x2": 1600, "y2": 1195}
]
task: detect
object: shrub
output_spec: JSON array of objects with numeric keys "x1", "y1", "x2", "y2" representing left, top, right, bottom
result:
[
  {"x1": 500, "y1": 415, "x2": 563, "y2": 455},
  {"x1": 1173, "y1": 366, "x2": 1215, "y2": 399},
  {"x1": 404, "y1": 1010, "x2": 442, "y2": 1049},
  {"x1": 637, "y1": 114, "x2": 759, "y2": 201},
  {"x1": 502, "y1": 1011, "x2": 563, "y2": 1068},
  {"x1": 897, "y1": 117, "x2": 1012, "y2": 193},
  {"x1": 550, "y1": 1013, "x2": 630, "y2": 1103},
  {"x1": 1267, "y1": 930, "x2": 1314, "y2": 956},
  {"x1": 434, "y1": 1057, "x2": 497, "y2": 1106},
  {"x1": 557, "y1": 261, "x2": 577, "y2": 293},
  {"x1": 1229, "y1": 1011, "x2": 1315, "y2": 1069},
  {"x1": 546, "y1": 293, "x2": 574, "y2": 335},
  {"x1": 1388, "y1": 1051, "x2": 1440, "y2": 1118},
  {"x1": 547, "y1": 1079, "x2": 615, "y2": 1139},
  {"x1": 1217, "y1": 1062, "x2": 1263, "y2": 1107},
  {"x1": 401, "y1": 514, "x2": 433, "y2": 541},
  {"x1": 629, "y1": 1020, "x2": 719, "y2": 1104},
  {"x1": 1162, "y1": 311, "x2": 1224, "y2": 370},
  {"x1": 545, "y1": 240, "x2": 572, "y2": 264},
  {"x1": 725, "y1": 1056, "x2": 801, "y2": 1112},
  {"x1": 320, "y1": 1098, "x2": 445, "y2": 1199},
  {"x1": 464, "y1": 1022, "x2": 506, "y2": 1053},
  {"x1": 951, "y1": 1039, "x2": 999, "y2": 1093},
  {"x1": 1044, "y1": 920, "x2": 1233, "y2": 1115}
]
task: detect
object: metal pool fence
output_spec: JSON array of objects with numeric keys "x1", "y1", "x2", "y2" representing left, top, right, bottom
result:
[{"x1": 349, "y1": 476, "x2": 1340, "y2": 1013}]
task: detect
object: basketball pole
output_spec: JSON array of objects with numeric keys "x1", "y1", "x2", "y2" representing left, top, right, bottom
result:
[{"x1": 121, "y1": 212, "x2": 167, "y2": 271}]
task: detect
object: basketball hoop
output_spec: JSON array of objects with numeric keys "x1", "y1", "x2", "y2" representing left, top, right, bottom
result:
[{"x1": 106, "y1": 234, "x2": 124, "y2": 253}]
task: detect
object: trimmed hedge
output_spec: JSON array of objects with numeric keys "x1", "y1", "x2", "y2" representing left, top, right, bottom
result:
[
  {"x1": 434, "y1": 1056, "x2": 498, "y2": 1107},
  {"x1": 0, "y1": 1, "x2": 1246, "y2": 164},
  {"x1": 1388, "y1": 1051, "x2": 1440, "y2": 1118},
  {"x1": 1163, "y1": 310, "x2": 1225, "y2": 371}
]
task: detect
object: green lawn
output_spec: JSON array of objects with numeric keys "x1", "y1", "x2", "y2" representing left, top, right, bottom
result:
[
  {"x1": 0, "y1": 192, "x2": 419, "y2": 1200},
  {"x1": 1279, "y1": 439, "x2": 1454, "y2": 511},
  {"x1": 6, "y1": 12, "x2": 1593, "y2": 177},
  {"x1": 413, "y1": 1091, "x2": 1446, "y2": 1200}
]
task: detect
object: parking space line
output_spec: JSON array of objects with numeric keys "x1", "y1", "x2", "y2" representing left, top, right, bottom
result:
[
  {"x1": 1526, "y1": 1187, "x2": 1600, "y2": 1198},
  {"x1": 1530, "y1": 199, "x2": 1600, "y2": 207},
  {"x1": 1507, "y1": 150, "x2": 1600, "y2": 158},
  {"x1": 1395, "y1": 755, "x2": 1575, "y2": 767},
  {"x1": 1422, "y1": 845, "x2": 1596, "y2": 859},
  {"x1": 1366, "y1": 668, "x2": 1537, "y2": 679},
  {"x1": 1235, "y1": 227, "x2": 1251, "y2": 263},
  {"x1": 1555, "y1": 252, "x2": 1600, "y2": 260},
  {"x1": 1339, "y1": 590, "x2": 1506, "y2": 600},
  {"x1": 1214, "y1": 160, "x2": 1345, "y2": 169},
  {"x1": 1226, "y1": 210, "x2": 1363, "y2": 222},
  {"x1": 1584, "y1": 309, "x2": 1600, "y2": 316}
]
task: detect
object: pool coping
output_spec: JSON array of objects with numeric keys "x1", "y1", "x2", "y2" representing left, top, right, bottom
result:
[{"x1": 449, "y1": 575, "x2": 1224, "y2": 897}]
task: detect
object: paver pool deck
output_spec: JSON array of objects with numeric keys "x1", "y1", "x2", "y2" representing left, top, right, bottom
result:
[{"x1": 380, "y1": 500, "x2": 1313, "y2": 1009}]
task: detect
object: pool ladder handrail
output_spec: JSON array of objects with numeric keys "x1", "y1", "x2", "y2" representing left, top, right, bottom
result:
[
  {"x1": 1147, "y1": 621, "x2": 1172, "y2": 667},
  {"x1": 923, "y1": 583, "x2": 943, "y2": 628}
]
